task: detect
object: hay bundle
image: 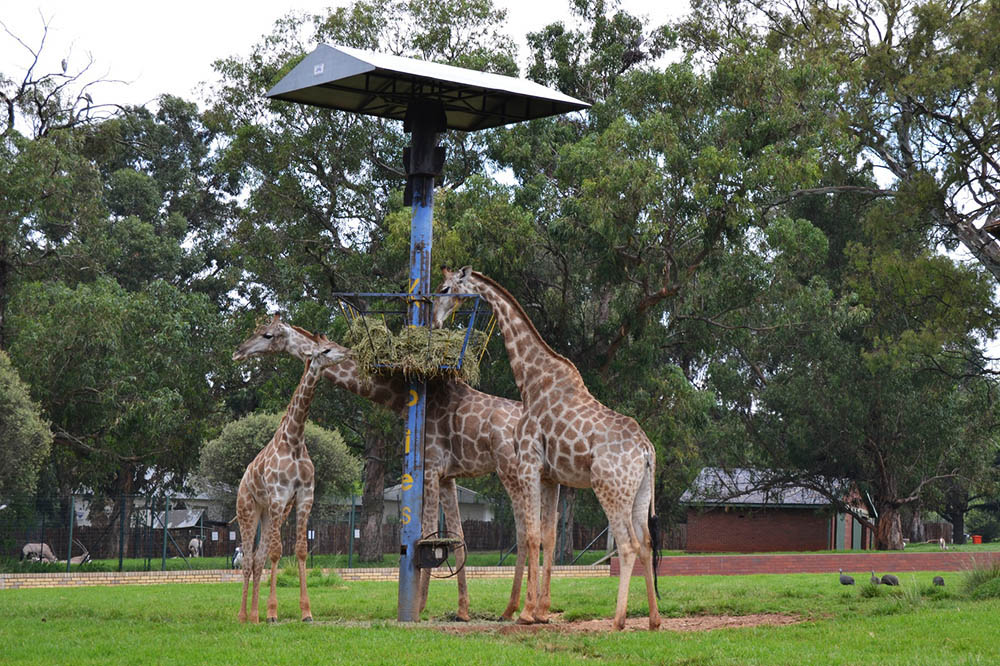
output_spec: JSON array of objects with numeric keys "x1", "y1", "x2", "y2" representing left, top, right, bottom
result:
[{"x1": 344, "y1": 316, "x2": 488, "y2": 385}]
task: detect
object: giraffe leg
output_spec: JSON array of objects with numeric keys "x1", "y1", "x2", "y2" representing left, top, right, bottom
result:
[
  {"x1": 534, "y1": 480, "x2": 560, "y2": 623},
  {"x1": 265, "y1": 504, "x2": 284, "y2": 623},
  {"x1": 633, "y1": 467, "x2": 660, "y2": 630},
  {"x1": 501, "y1": 483, "x2": 527, "y2": 620},
  {"x1": 294, "y1": 488, "x2": 315, "y2": 622},
  {"x1": 236, "y1": 494, "x2": 257, "y2": 623},
  {"x1": 416, "y1": 468, "x2": 441, "y2": 618},
  {"x1": 440, "y1": 478, "x2": 469, "y2": 621},
  {"x1": 517, "y1": 469, "x2": 542, "y2": 625},
  {"x1": 250, "y1": 513, "x2": 272, "y2": 625},
  {"x1": 595, "y1": 475, "x2": 642, "y2": 631}
]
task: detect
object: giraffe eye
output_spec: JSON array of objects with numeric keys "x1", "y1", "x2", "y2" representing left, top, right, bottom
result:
[{"x1": 262, "y1": 334, "x2": 273, "y2": 339}]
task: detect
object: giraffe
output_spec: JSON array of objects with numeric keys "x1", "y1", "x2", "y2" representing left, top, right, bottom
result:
[
  {"x1": 432, "y1": 266, "x2": 662, "y2": 631},
  {"x1": 231, "y1": 333, "x2": 347, "y2": 624},
  {"x1": 234, "y1": 314, "x2": 530, "y2": 621}
]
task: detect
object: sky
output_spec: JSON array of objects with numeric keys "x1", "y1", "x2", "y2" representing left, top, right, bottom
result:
[{"x1": 1, "y1": 0, "x2": 690, "y2": 110}]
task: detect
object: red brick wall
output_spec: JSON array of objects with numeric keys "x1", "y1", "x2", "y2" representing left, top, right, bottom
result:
[
  {"x1": 613, "y1": 551, "x2": 1000, "y2": 576},
  {"x1": 686, "y1": 507, "x2": 829, "y2": 552}
]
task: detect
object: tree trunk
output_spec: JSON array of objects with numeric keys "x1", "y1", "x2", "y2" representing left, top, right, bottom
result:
[
  {"x1": 359, "y1": 427, "x2": 386, "y2": 562},
  {"x1": 109, "y1": 468, "x2": 134, "y2": 559},
  {"x1": 875, "y1": 504, "x2": 905, "y2": 550},
  {"x1": 555, "y1": 486, "x2": 576, "y2": 564},
  {"x1": 0, "y1": 249, "x2": 9, "y2": 350},
  {"x1": 907, "y1": 507, "x2": 925, "y2": 543},
  {"x1": 950, "y1": 511, "x2": 967, "y2": 545}
]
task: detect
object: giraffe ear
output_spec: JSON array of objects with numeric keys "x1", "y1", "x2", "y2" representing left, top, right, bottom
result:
[{"x1": 458, "y1": 265, "x2": 473, "y2": 279}]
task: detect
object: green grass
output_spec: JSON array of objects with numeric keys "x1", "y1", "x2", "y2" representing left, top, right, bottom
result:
[{"x1": 2, "y1": 570, "x2": 999, "y2": 665}]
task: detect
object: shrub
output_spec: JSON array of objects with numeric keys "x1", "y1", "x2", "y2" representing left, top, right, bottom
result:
[{"x1": 199, "y1": 413, "x2": 360, "y2": 499}]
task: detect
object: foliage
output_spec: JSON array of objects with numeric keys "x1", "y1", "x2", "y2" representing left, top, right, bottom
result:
[
  {"x1": 198, "y1": 412, "x2": 361, "y2": 500},
  {"x1": 0, "y1": 351, "x2": 51, "y2": 499},
  {"x1": 7, "y1": 278, "x2": 226, "y2": 496}
]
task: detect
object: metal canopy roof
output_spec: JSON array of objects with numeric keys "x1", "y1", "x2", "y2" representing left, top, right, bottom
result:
[{"x1": 266, "y1": 44, "x2": 590, "y2": 131}]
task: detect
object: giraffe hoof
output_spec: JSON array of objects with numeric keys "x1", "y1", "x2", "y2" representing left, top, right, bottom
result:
[
  {"x1": 266, "y1": 617, "x2": 277, "y2": 624},
  {"x1": 515, "y1": 616, "x2": 534, "y2": 625},
  {"x1": 302, "y1": 617, "x2": 314, "y2": 623}
]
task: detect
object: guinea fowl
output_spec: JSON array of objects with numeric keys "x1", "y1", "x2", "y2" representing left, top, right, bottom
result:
[
  {"x1": 870, "y1": 570, "x2": 880, "y2": 585},
  {"x1": 839, "y1": 568, "x2": 855, "y2": 585},
  {"x1": 933, "y1": 576, "x2": 945, "y2": 586},
  {"x1": 880, "y1": 573, "x2": 900, "y2": 586}
]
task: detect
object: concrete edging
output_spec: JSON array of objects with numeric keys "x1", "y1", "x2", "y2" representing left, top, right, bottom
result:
[{"x1": 0, "y1": 565, "x2": 609, "y2": 590}]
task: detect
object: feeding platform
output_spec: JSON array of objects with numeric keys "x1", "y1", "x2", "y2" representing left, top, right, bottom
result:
[
  {"x1": 266, "y1": 44, "x2": 589, "y2": 131},
  {"x1": 335, "y1": 292, "x2": 495, "y2": 385}
]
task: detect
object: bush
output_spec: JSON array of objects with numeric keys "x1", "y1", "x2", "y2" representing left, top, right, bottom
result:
[
  {"x1": 0, "y1": 351, "x2": 53, "y2": 499},
  {"x1": 199, "y1": 413, "x2": 360, "y2": 499},
  {"x1": 962, "y1": 559, "x2": 1000, "y2": 597}
]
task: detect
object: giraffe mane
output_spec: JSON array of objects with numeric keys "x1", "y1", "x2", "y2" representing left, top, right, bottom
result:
[
  {"x1": 289, "y1": 324, "x2": 322, "y2": 342},
  {"x1": 470, "y1": 271, "x2": 578, "y2": 374}
]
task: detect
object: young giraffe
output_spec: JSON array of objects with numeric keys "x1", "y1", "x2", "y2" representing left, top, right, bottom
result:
[
  {"x1": 234, "y1": 314, "x2": 530, "y2": 621},
  {"x1": 433, "y1": 266, "x2": 661, "y2": 631},
  {"x1": 231, "y1": 334, "x2": 346, "y2": 623}
]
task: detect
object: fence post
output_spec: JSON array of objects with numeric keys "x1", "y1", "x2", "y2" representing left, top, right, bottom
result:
[
  {"x1": 348, "y1": 496, "x2": 355, "y2": 569},
  {"x1": 66, "y1": 495, "x2": 75, "y2": 573},
  {"x1": 119, "y1": 492, "x2": 126, "y2": 572},
  {"x1": 161, "y1": 495, "x2": 169, "y2": 571}
]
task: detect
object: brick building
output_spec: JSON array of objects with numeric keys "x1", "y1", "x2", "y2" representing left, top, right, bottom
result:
[{"x1": 680, "y1": 468, "x2": 872, "y2": 553}]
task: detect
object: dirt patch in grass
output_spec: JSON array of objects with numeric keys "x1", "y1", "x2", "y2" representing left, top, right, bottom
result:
[{"x1": 434, "y1": 613, "x2": 804, "y2": 635}]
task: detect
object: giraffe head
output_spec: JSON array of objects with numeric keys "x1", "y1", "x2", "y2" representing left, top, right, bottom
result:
[
  {"x1": 233, "y1": 314, "x2": 350, "y2": 363},
  {"x1": 432, "y1": 265, "x2": 474, "y2": 329},
  {"x1": 309, "y1": 343, "x2": 349, "y2": 368},
  {"x1": 233, "y1": 314, "x2": 295, "y2": 360}
]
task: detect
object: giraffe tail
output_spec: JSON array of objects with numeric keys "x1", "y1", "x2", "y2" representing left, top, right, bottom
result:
[{"x1": 647, "y1": 451, "x2": 660, "y2": 599}]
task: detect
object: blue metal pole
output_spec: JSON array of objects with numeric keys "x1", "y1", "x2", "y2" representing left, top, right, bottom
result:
[
  {"x1": 396, "y1": 101, "x2": 445, "y2": 622},
  {"x1": 397, "y1": 172, "x2": 432, "y2": 622}
]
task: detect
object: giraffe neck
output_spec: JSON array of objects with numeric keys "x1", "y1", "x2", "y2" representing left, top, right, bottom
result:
[
  {"x1": 280, "y1": 359, "x2": 324, "y2": 452},
  {"x1": 466, "y1": 272, "x2": 584, "y2": 400},
  {"x1": 283, "y1": 327, "x2": 407, "y2": 413}
]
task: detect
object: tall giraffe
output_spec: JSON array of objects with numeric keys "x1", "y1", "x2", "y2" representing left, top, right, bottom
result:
[
  {"x1": 433, "y1": 266, "x2": 661, "y2": 631},
  {"x1": 234, "y1": 314, "x2": 530, "y2": 621},
  {"x1": 231, "y1": 335, "x2": 346, "y2": 623}
]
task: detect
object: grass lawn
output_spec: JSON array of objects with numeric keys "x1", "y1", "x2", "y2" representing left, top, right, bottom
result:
[{"x1": 2, "y1": 569, "x2": 998, "y2": 665}]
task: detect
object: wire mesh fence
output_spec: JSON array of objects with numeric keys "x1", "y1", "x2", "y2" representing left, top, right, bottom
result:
[{"x1": 1, "y1": 491, "x2": 675, "y2": 573}]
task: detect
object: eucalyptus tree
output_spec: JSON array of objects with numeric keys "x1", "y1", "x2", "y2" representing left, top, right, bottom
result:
[
  {"x1": 678, "y1": 0, "x2": 1000, "y2": 279},
  {"x1": 7, "y1": 278, "x2": 229, "y2": 503},
  {"x1": 702, "y1": 189, "x2": 1000, "y2": 549},
  {"x1": 426, "y1": 0, "x2": 841, "y2": 517}
]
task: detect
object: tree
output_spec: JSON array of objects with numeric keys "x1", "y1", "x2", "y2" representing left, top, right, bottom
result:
[
  {"x1": 702, "y1": 200, "x2": 1000, "y2": 549},
  {"x1": 6, "y1": 278, "x2": 227, "y2": 501},
  {"x1": 0, "y1": 349, "x2": 52, "y2": 500},
  {"x1": 198, "y1": 412, "x2": 361, "y2": 501},
  {"x1": 678, "y1": 0, "x2": 1000, "y2": 279}
]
